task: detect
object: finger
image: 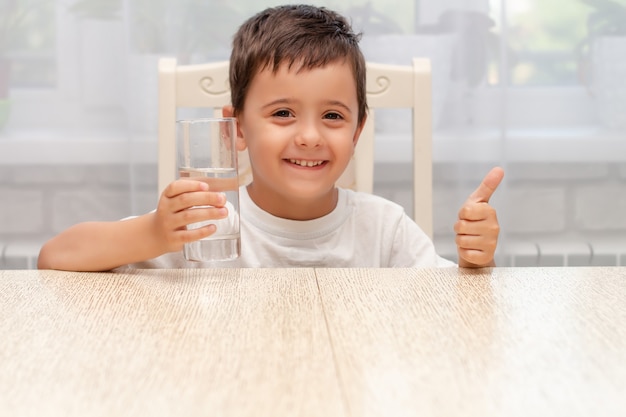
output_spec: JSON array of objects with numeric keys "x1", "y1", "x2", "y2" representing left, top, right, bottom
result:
[
  {"x1": 455, "y1": 220, "x2": 500, "y2": 239},
  {"x1": 455, "y1": 233, "x2": 497, "y2": 251},
  {"x1": 456, "y1": 233, "x2": 496, "y2": 255},
  {"x1": 163, "y1": 179, "x2": 209, "y2": 198},
  {"x1": 466, "y1": 166, "x2": 504, "y2": 203},
  {"x1": 171, "y1": 191, "x2": 227, "y2": 214},
  {"x1": 178, "y1": 224, "x2": 218, "y2": 244},
  {"x1": 174, "y1": 206, "x2": 229, "y2": 230},
  {"x1": 457, "y1": 202, "x2": 497, "y2": 222},
  {"x1": 457, "y1": 248, "x2": 493, "y2": 267},
  {"x1": 165, "y1": 224, "x2": 219, "y2": 251}
]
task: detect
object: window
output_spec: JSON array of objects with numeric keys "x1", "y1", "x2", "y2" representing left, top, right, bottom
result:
[
  {"x1": 491, "y1": 0, "x2": 591, "y2": 86},
  {"x1": 2, "y1": 0, "x2": 56, "y2": 88},
  {"x1": 1, "y1": 0, "x2": 623, "y2": 151},
  {"x1": 1, "y1": 0, "x2": 625, "y2": 268}
]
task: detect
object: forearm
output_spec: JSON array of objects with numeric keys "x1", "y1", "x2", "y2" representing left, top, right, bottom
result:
[{"x1": 38, "y1": 213, "x2": 165, "y2": 271}]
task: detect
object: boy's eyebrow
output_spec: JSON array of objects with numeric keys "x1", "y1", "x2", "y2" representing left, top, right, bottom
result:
[
  {"x1": 262, "y1": 99, "x2": 353, "y2": 114},
  {"x1": 261, "y1": 98, "x2": 292, "y2": 109},
  {"x1": 325, "y1": 100, "x2": 353, "y2": 114}
]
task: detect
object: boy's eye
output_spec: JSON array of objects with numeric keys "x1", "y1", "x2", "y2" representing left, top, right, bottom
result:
[
  {"x1": 273, "y1": 110, "x2": 292, "y2": 118},
  {"x1": 324, "y1": 112, "x2": 343, "y2": 120}
]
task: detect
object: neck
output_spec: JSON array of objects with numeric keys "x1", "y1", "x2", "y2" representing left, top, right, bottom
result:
[{"x1": 246, "y1": 183, "x2": 338, "y2": 220}]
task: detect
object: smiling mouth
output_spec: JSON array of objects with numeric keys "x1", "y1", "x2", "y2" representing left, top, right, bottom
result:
[{"x1": 288, "y1": 159, "x2": 327, "y2": 167}]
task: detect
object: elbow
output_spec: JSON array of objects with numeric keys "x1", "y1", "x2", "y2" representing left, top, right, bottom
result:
[
  {"x1": 37, "y1": 239, "x2": 71, "y2": 270},
  {"x1": 37, "y1": 241, "x2": 55, "y2": 270}
]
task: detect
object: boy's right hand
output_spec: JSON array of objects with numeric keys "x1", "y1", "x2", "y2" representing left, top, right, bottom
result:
[{"x1": 152, "y1": 179, "x2": 229, "y2": 254}]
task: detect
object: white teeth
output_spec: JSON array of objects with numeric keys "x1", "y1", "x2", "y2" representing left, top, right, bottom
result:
[{"x1": 289, "y1": 159, "x2": 324, "y2": 167}]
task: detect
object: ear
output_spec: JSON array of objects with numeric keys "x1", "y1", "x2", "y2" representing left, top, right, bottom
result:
[
  {"x1": 222, "y1": 105, "x2": 247, "y2": 152},
  {"x1": 351, "y1": 112, "x2": 368, "y2": 150}
]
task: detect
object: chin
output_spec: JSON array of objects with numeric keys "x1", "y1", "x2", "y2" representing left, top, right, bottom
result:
[{"x1": 288, "y1": 182, "x2": 336, "y2": 200}]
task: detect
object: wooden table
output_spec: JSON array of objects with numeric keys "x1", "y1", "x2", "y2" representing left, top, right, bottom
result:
[{"x1": 2, "y1": 267, "x2": 626, "y2": 416}]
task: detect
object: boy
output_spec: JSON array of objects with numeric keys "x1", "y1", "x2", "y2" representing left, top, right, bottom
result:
[{"x1": 38, "y1": 4, "x2": 503, "y2": 271}]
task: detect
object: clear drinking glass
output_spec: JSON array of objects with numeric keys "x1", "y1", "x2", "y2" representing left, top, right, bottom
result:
[{"x1": 176, "y1": 117, "x2": 240, "y2": 262}]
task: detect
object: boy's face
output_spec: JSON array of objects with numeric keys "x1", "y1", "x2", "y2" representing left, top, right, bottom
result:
[{"x1": 234, "y1": 60, "x2": 364, "y2": 219}]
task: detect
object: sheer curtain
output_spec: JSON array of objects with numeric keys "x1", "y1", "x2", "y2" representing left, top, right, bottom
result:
[{"x1": 1, "y1": 0, "x2": 625, "y2": 267}]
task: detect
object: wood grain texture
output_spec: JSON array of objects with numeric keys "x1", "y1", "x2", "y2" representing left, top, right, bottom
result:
[
  {"x1": 0, "y1": 269, "x2": 346, "y2": 417},
  {"x1": 315, "y1": 267, "x2": 626, "y2": 417},
  {"x1": 4, "y1": 267, "x2": 626, "y2": 417}
]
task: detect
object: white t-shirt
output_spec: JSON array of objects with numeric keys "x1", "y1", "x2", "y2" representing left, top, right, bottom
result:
[{"x1": 122, "y1": 186, "x2": 456, "y2": 269}]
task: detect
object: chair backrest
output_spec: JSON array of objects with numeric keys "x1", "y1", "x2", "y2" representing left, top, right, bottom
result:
[{"x1": 158, "y1": 57, "x2": 433, "y2": 237}]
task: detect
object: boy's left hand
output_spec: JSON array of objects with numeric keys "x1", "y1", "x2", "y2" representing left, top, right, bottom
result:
[{"x1": 454, "y1": 167, "x2": 505, "y2": 268}]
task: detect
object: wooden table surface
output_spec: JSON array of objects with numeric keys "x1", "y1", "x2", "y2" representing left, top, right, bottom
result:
[{"x1": 2, "y1": 267, "x2": 626, "y2": 416}]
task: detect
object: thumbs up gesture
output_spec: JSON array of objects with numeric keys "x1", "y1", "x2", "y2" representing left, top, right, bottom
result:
[{"x1": 455, "y1": 167, "x2": 504, "y2": 268}]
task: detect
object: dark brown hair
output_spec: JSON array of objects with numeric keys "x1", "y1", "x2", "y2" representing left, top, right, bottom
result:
[{"x1": 229, "y1": 4, "x2": 367, "y2": 125}]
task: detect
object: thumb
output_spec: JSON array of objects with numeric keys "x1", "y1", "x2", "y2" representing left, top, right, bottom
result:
[{"x1": 467, "y1": 166, "x2": 504, "y2": 203}]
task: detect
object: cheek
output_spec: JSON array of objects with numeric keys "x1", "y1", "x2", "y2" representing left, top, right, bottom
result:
[
  {"x1": 246, "y1": 134, "x2": 277, "y2": 166},
  {"x1": 342, "y1": 142, "x2": 357, "y2": 160},
  {"x1": 334, "y1": 130, "x2": 358, "y2": 157}
]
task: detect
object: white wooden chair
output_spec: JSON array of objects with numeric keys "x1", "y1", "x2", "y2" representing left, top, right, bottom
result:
[{"x1": 158, "y1": 57, "x2": 433, "y2": 237}]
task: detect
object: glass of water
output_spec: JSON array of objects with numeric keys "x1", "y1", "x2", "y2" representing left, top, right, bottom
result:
[{"x1": 176, "y1": 117, "x2": 240, "y2": 262}]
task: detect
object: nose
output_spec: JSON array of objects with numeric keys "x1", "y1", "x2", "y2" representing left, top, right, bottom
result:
[{"x1": 295, "y1": 120, "x2": 322, "y2": 148}]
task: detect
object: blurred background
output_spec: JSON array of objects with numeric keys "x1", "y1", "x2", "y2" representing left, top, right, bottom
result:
[{"x1": 1, "y1": 0, "x2": 625, "y2": 268}]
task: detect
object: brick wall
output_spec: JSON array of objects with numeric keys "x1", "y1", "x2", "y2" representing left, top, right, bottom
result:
[{"x1": 2, "y1": 162, "x2": 626, "y2": 268}]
